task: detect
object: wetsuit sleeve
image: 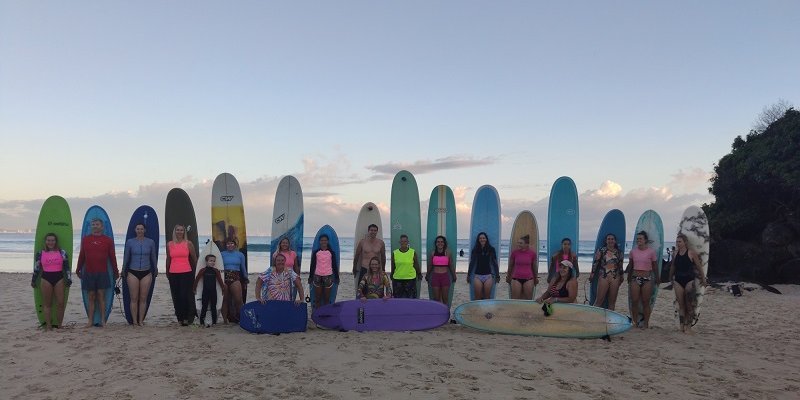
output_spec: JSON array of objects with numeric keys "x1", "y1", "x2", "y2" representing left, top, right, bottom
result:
[
  {"x1": 122, "y1": 240, "x2": 131, "y2": 268},
  {"x1": 150, "y1": 239, "x2": 158, "y2": 272},
  {"x1": 193, "y1": 268, "x2": 203, "y2": 290},
  {"x1": 239, "y1": 252, "x2": 247, "y2": 275},
  {"x1": 332, "y1": 250, "x2": 339, "y2": 283},
  {"x1": 309, "y1": 250, "x2": 318, "y2": 277}
]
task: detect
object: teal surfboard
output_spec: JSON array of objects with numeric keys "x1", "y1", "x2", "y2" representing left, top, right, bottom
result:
[
  {"x1": 390, "y1": 170, "x2": 422, "y2": 297},
  {"x1": 589, "y1": 209, "x2": 626, "y2": 308},
  {"x1": 468, "y1": 185, "x2": 501, "y2": 300},
  {"x1": 33, "y1": 196, "x2": 73, "y2": 327},
  {"x1": 547, "y1": 177, "x2": 579, "y2": 282},
  {"x1": 80, "y1": 205, "x2": 116, "y2": 326},
  {"x1": 426, "y1": 185, "x2": 457, "y2": 307},
  {"x1": 629, "y1": 210, "x2": 663, "y2": 327}
]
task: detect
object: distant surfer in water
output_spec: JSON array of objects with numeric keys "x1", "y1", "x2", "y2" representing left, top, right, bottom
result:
[
  {"x1": 627, "y1": 231, "x2": 659, "y2": 329},
  {"x1": 221, "y1": 239, "x2": 246, "y2": 323},
  {"x1": 590, "y1": 233, "x2": 624, "y2": 310},
  {"x1": 507, "y1": 234, "x2": 537, "y2": 300},
  {"x1": 32, "y1": 233, "x2": 71, "y2": 330},
  {"x1": 468, "y1": 232, "x2": 499, "y2": 300},
  {"x1": 668, "y1": 233, "x2": 706, "y2": 333},
  {"x1": 427, "y1": 235, "x2": 455, "y2": 305},
  {"x1": 122, "y1": 222, "x2": 157, "y2": 326},
  {"x1": 77, "y1": 218, "x2": 119, "y2": 328},
  {"x1": 391, "y1": 234, "x2": 420, "y2": 298},
  {"x1": 358, "y1": 256, "x2": 392, "y2": 300},
  {"x1": 166, "y1": 224, "x2": 197, "y2": 326},
  {"x1": 549, "y1": 238, "x2": 579, "y2": 285},
  {"x1": 353, "y1": 224, "x2": 386, "y2": 285},
  {"x1": 309, "y1": 234, "x2": 339, "y2": 309}
]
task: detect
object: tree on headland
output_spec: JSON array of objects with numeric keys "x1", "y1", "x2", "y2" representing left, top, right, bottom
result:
[
  {"x1": 752, "y1": 98, "x2": 792, "y2": 134},
  {"x1": 704, "y1": 105, "x2": 800, "y2": 282}
]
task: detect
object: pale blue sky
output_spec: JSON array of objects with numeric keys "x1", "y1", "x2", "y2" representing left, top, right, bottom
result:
[{"x1": 1, "y1": 1, "x2": 797, "y2": 238}]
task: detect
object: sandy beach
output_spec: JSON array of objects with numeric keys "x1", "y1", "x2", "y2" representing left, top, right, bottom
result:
[{"x1": 1, "y1": 271, "x2": 798, "y2": 400}]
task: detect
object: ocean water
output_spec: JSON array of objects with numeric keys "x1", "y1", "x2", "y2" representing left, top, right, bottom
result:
[{"x1": 0, "y1": 233, "x2": 673, "y2": 274}]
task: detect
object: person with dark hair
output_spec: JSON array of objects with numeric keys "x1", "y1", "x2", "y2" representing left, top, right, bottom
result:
[
  {"x1": 220, "y1": 238, "x2": 247, "y2": 323},
  {"x1": 536, "y1": 260, "x2": 577, "y2": 304},
  {"x1": 468, "y1": 232, "x2": 499, "y2": 300},
  {"x1": 627, "y1": 231, "x2": 659, "y2": 328},
  {"x1": 507, "y1": 234, "x2": 538, "y2": 300},
  {"x1": 549, "y1": 237, "x2": 579, "y2": 285},
  {"x1": 391, "y1": 234, "x2": 420, "y2": 298},
  {"x1": 590, "y1": 233, "x2": 624, "y2": 310},
  {"x1": 427, "y1": 235, "x2": 455, "y2": 305},
  {"x1": 309, "y1": 234, "x2": 339, "y2": 309},
  {"x1": 123, "y1": 222, "x2": 158, "y2": 326}
]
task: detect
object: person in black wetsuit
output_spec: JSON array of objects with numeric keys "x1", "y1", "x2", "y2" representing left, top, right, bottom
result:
[
  {"x1": 193, "y1": 254, "x2": 225, "y2": 327},
  {"x1": 668, "y1": 234, "x2": 706, "y2": 333}
]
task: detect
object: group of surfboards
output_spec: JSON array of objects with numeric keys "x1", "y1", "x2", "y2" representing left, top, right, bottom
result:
[{"x1": 32, "y1": 171, "x2": 709, "y2": 338}]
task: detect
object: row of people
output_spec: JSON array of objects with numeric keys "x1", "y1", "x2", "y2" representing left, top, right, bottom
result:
[{"x1": 34, "y1": 222, "x2": 705, "y2": 332}]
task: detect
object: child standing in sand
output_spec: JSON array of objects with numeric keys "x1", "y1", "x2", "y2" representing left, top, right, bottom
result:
[{"x1": 194, "y1": 254, "x2": 225, "y2": 327}]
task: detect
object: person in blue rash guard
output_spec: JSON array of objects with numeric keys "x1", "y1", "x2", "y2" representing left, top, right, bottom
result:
[{"x1": 220, "y1": 239, "x2": 247, "y2": 323}]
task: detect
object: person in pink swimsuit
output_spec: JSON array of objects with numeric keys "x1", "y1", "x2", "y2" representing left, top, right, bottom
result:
[
  {"x1": 549, "y1": 237, "x2": 579, "y2": 285},
  {"x1": 426, "y1": 236, "x2": 455, "y2": 305},
  {"x1": 32, "y1": 233, "x2": 71, "y2": 330},
  {"x1": 166, "y1": 224, "x2": 197, "y2": 326},
  {"x1": 627, "y1": 231, "x2": 660, "y2": 328},
  {"x1": 506, "y1": 234, "x2": 538, "y2": 300},
  {"x1": 273, "y1": 237, "x2": 300, "y2": 275},
  {"x1": 309, "y1": 234, "x2": 339, "y2": 310}
]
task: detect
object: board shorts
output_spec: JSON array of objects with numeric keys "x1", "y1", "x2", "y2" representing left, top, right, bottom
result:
[
  {"x1": 313, "y1": 274, "x2": 334, "y2": 288},
  {"x1": 82, "y1": 271, "x2": 111, "y2": 291},
  {"x1": 224, "y1": 270, "x2": 241, "y2": 285},
  {"x1": 430, "y1": 271, "x2": 450, "y2": 288}
]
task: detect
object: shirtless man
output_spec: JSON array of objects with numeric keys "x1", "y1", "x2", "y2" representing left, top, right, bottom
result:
[{"x1": 353, "y1": 224, "x2": 386, "y2": 287}]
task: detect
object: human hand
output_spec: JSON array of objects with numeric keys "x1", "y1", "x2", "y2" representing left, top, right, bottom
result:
[{"x1": 258, "y1": 296, "x2": 266, "y2": 305}]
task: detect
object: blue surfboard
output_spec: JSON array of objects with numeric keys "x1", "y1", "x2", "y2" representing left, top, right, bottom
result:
[
  {"x1": 589, "y1": 209, "x2": 626, "y2": 308},
  {"x1": 468, "y1": 185, "x2": 501, "y2": 300},
  {"x1": 239, "y1": 300, "x2": 308, "y2": 334},
  {"x1": 80, "y1": 205, "x2": 116, "y2": 326},
  {"x1": 122, "y1": 206, "x2": 159, "y2": 324},
  {"x1": 547, "y1": 177, "x2": 579, "y2": 282},
  {"x1": 308, "y1": 225, "x2": 340, "y2": 308}
]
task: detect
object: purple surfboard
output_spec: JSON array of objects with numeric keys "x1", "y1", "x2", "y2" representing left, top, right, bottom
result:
[{"x1": 311, "y1": 298, "x2": 449, "y2": 332}]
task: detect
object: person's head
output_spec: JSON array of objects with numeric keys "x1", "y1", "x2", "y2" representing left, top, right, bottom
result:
[
  {"x1": 435, "y1": 236, "x2": 447, "y2": 252},
  {"x1": 273, "y1": 253, "x2": 287, "y2": 270},
  {"x1": 43, "y1": 233, "x2": 59, "y2": 251},
  {"x1": 319, "y1": 234, "x2": 329, "y2": 249},
  {"x1": 605, "y1": 233, "x2": 618, "y2": 249},
  {"x1": 205, "y1": 254, "x2": 216, "y2": 267},
  {"x1": 517, "y1": 234, "x2": 530, "y2": 249},
  {"x1": 91, "y1": 218, "x2": 104, "y2": 234},
  {"x1": 172, "y1": 224, "x2": 186, "y2": 241},
  {"x1": 134, "y1": 222, "x2": 146, "y2": 238},
  {"x1": 368, "y1": 256, "x2": 381, "y2": 272},
  {"x1": 636, "y1": 231, "x2": 649, "y2": 248},
  {"x1": 399, "y1": 234, "x2": 409, "y2": 249},
  {"x1": 558, "y1": 260, "x2": 574, "y2": 280},
  {"x1": 279, "y1": 237, "x2": 290, "y2": 251},
  {"x1": 367, "y1": 224, "x2": 378, "y2": 238},
  {"x1": 561, "y1": 238, "x2": 572, "y2": 253},
  {"x1": 675, "y1": 234, "x2": 688, "y2": 250},
  {"x1": 477, "y1": 232, "x2": 488, "y2": 247}
]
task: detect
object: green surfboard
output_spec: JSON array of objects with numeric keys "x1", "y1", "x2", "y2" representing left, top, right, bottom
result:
[
  {"x1": 33, "y1": 196, "x2": 73, "y2": 327},
  {"x1": 426, "y1": 185, "x2": 457, "y2": 306},
  {"x1": 390, "y1": 170, "x2": 422, "y2": 297}
]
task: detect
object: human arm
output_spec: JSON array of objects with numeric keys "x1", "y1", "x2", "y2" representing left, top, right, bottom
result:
[
  {"x1": 380, "y1": 241, "x2": 387, "y2": 271},
  {"x1": 690, "y1": 250, "x2": 706, "y2": 285},
  {"x1": 107, "y1": 236, "x2": 120, "y2": 279},
  {"x1": 448, "y1": 250, "x2": 457, "y2": 282},
  {"x1": 149, "y1": 239, "x2": 158, "y2": 277},
  {"x1": 187, "y1": 242, "x2": 198, "y2": 271},
  {"x1": 535, "y1": 286, "x2": 551, "y2": 303},
  {"x1": 506, "y1": 251, "x2": 515, "y2": 283},
  {"x1": 294, "y1": 275, "x2": 304, "y2": 304},
  {"x1": 414, "y1": 250, "x2": 421, "y2": 280},
  {"x1": 31, "y1": 251, "x2": 42, "y2": 287},
  {"x1": 165, "y1": 242, "x2": 172, "y2": 275},
  {"x1": 193, "y1": 268, "x2": 203, "y2": 293},
  {"x1": 255, "y1": 277, "x2": 265, "y2": 304},
  {"x1": 626, "y1": 251, "x2": 634, "y2": 283},
  {"x1": 352, "y1": 240, "x2": 362, "y2": 274},
  {"x1": 216, "y1": 268, "x2": 225, "y2": 291},
  {"x1": 76, "y1": 237, "x2": 86, "y2": 278},
  {"x1": 332, "y1": 249, "x2": 339, "y2": 284},
  {"x1": 309, "y1": 250, "x2": 317, "y2": 284},
  {"x1": 383, "y1": 273, "x2": 393, "y2": 299}
]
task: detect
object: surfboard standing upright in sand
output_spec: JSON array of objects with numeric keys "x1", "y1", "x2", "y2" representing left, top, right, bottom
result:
[
  {"x1": 468, "y1": 185, "x2": 501, "y2": 300},
  {"x1": 589, "y1": 209, "x2": 626, "y2": 309},
  {"x1": 547, "y1": 176, "x2": 579, "y2": 283},
  {"x1": 122, "y1": 205, "x2": 159, "y2": 325},
  {"x1": 33, "y1": 196, "x2": 73, "y2": 328},
  {"x1": 353, "y1": 202, "x2": 384, "y2": 296},
  {"x1": 212, "y1": 172, "x2": 248, "y2": 322},
  {"x1": 629, "y1": 210, "x2": 663, "y2": 327},
  {"x1": 426, "y1": 185, "x2": 457, "y2": 307},
  {"x1": 165, "y1": 188, "x2": 200, "y2": 324},
  {"x1": 270, "y1": 176, "x2": 304, "y2": 299},
  {"x1": 508, "y1": 210, "x2": 539, "y2": 299},
  {"x1": 390, "y1": 171, "x2": 422, "y2": 298},
  {"x1": 676, "y1": 206, "x2": 710, "y2": 327}
]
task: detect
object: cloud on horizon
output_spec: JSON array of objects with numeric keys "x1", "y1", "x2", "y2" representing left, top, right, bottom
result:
[{"x1": 366, "y1": 155, "x2": 497, "y2": 178}]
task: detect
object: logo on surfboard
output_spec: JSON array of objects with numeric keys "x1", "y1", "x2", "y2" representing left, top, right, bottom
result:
[{"x1": 220, "y1": 195, "x2": 235, "y2": 202}]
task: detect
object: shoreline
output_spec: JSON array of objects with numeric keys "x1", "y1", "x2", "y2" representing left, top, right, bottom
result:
[{"x1": 2, "y1": 272, "x2": 798, "y2": 399}]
